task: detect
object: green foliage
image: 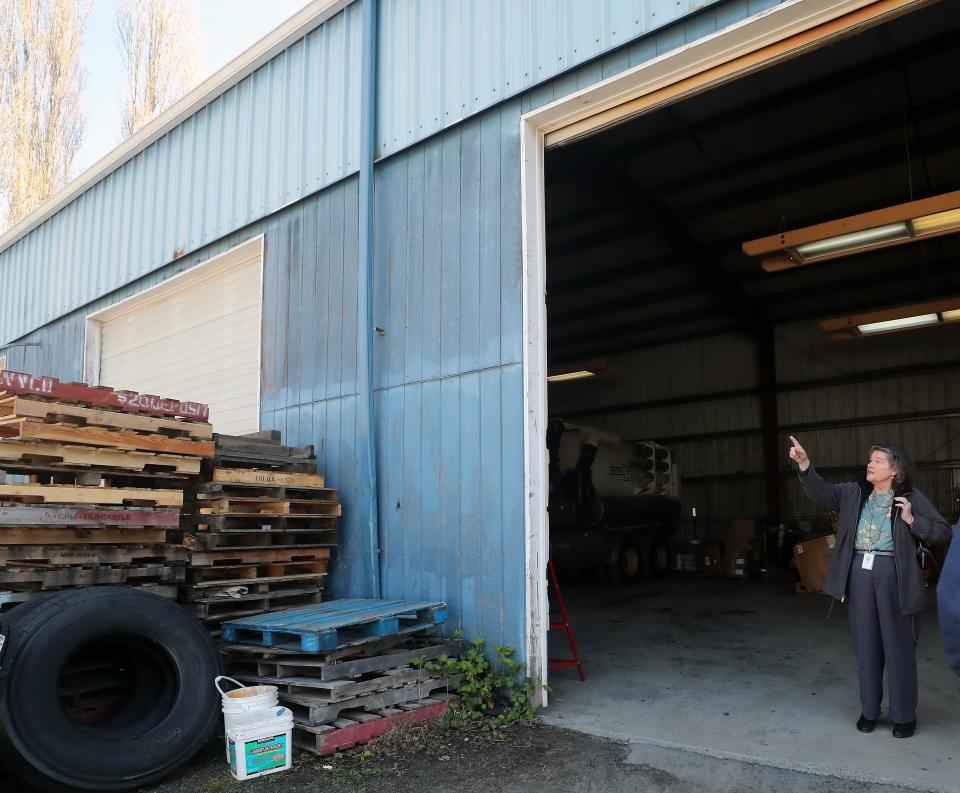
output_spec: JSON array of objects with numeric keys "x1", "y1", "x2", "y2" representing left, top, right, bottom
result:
[{"x1": 412, "y1": 631, "x2": 536, "y2": 731}]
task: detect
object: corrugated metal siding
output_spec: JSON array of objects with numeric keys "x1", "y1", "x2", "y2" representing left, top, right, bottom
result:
[
  {"x1": 548, "y1": 332, "x2": 764, "y2": 541},
  {"x1": 778, "y1": 319, "x2": 960, "y2": 522},
  {"x1": 376, "y1": 0, "x2": 751, "y2": 156},
  {"x1": 0, "y1": 1, "x2": 363, "y2": 347},
  {"x1": 0, "y1": 0, "x2": 779, "y2": 348},
  {"x1": 367, "y1": 100, "x2": 526, "y2": 650}
]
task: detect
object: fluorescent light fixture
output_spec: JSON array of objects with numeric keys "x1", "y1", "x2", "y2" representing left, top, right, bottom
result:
[
  {"x1": 793, "y1": 223, "x2": 910, "y2": 260},
  {"x1": 821, "y1": 298, "x2": 960, "y2": 340},
  {"x1": 857, "y1": 314, "x2": 938, "y2": 335},
  {"x1": 912, "y1": 207, "x2": 960, "y2": 236},
  {"x1": 743, "y1": 190, "x2": 960, "y2": 272},
  {"x1": 547, "y1": 370, "x2": 596, "y2": 383}
]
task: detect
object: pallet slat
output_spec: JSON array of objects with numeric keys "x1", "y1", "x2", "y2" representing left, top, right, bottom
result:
[
  {"x1": 0, "y1": 421, "x2": 214, "y2": 458},
  {"x1": 0, "y1": 396, "x2": 213, "y2": 439},
  {"x1": 0, "y1": 483, "x2": 182, "y2": 507}
]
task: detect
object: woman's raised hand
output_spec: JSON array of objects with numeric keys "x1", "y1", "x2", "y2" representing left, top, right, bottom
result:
[{"x1": 789, "y1": 435, "x2": 810, "y2": 471}]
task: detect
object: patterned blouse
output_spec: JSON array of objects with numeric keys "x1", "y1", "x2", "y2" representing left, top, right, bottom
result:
[{"x1": 855, "y1": 490, "x2": 895, "y2": 552}]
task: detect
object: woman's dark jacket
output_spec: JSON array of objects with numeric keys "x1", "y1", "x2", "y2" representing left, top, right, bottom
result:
[
  {"x1": 799, "y1": 464, "x2": 951, "y2": 615},
  {"x1": 938, "y1": 521, "x2": 960, "y2": 676}
]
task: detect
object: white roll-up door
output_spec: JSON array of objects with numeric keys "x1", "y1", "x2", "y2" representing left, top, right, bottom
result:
[{"x1": 91, "y1": 238, "x2": 263, "y2": 435}]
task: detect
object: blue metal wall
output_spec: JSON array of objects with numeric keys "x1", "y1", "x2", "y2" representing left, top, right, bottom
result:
[
  {"x1": 0, "y1": 0, "x2": 750, "y2": 348},
  {"x1": 376, "y1": 0, "x2": 728, "y2": 157},
  {"x1": 0, "y1": 0, "x2": 782, "y2": 659},
  {"x1": 0, "y1": 1, "x2": 364, "y2": 347}
]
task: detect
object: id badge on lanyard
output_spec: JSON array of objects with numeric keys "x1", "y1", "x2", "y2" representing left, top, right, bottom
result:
[{"x1": 862, "y1": 552, "x2": 875, "y2": 570}]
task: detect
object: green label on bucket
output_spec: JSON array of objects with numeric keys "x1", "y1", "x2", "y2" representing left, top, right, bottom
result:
[{"x1": 243, "y1": 733, "x2": 287, "y2": 774}]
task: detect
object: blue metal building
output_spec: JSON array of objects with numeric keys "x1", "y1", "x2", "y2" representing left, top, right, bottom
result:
[{"x1": 0, "y1": 0, "x2": 937, "y2": 694}]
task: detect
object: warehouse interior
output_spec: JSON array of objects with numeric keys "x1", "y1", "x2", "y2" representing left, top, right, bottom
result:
[{"x1": 541, "y1": 2, "x2": 960, "y2": 789}]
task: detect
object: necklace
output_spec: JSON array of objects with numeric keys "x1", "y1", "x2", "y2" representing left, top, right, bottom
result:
[{"x1": 861, "y1": 491, "x2": 893, "y2": 550}]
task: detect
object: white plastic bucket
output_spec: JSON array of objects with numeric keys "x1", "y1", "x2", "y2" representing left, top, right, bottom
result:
[
  {"x1": 226, "y1": 706, "x2": 294, "y2": 781},
  {"x1": 216, "y1": 676, "x2": 280, "y2": 756}
]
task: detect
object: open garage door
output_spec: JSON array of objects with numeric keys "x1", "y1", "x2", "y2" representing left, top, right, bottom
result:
[{"x1": 524, "y1": 2, "x2": 959, "y2": 791}]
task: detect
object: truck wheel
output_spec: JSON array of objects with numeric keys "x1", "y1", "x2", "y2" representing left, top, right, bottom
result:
[
  {"x1": 642, "y1": 535, "x2": 673, "y2": 581},
  {"x1": 606, "y1": 539, "x2": 643, "y2": 585},
  {"x1": 0, "y1": 587, "x2": 220, "y2": 792}
]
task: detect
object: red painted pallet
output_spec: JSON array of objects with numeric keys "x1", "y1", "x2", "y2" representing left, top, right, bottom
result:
[
  {"x1": 294, "y1": 696, "x2": 455, "y2": 756},
  {"x1": 0, "y1": 371, "x2": 209, "y2": 422}
]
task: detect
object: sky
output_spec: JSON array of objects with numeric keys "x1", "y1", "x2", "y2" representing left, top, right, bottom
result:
[{"x1": 76, "y1": 0, "x2": 313, "y2": 174}]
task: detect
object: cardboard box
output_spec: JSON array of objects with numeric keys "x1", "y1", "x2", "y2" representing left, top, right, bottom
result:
[
  {"x1": 793, "y1": 534, "x2": 836, "y2": 593},
  {"x1": 725, "y1": 546, "x2": 751, "y2": 579},
  {"x1": 695, "y1": 541, "x2": 724, "y2": 577}
]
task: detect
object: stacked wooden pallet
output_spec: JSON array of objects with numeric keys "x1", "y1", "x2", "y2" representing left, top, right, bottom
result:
[
  {"x1": 219, "y1": 599, "x2": 455, "y2": 755},
  {"x1": 177, "y1": 433, "x2": 339, "y2": 627},
  {"x1": 0, "y1": 372, "x2": 212, "y2": 608}
]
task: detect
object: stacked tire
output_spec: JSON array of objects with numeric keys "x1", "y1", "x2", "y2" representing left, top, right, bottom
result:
[{"x1": 0, "y1": 588, "x2": 220, "y2": 792}]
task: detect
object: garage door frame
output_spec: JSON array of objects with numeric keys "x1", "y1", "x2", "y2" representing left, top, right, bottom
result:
[
  {"x1": 83, "y1": 235, "x2": 265, "y2": 428},
  {"x1": 519, "y1": 0, "x2": 933, "y2": 704}
]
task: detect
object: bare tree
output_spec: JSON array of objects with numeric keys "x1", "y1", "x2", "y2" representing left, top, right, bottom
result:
[
  {"x1": 116, "y1": 0, "x2": 202, "y2": 139},
  {"x1": 0, "y1": 0, "x2": 90, "y2": 230}
]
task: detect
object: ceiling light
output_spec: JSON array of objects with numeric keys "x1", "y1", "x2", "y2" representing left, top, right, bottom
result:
[
  {"x1": 911, "y1": 207, "x2": 960, "y2": 236},
  {"x1": 547, "y1": 370, "x2": 596, "y2": 383},
  {"x1": 857, "y1": 314, "x2": 938, "y2": 335},
  {"x1": 820, "y1": 298, "x2": 960, "y2": 340},
  {"x1": 793, "y1": 223, "x2": 910, "y2": 260},
  {"x1": 743, "y1": 190, "x2": 960, "y2": 272}
]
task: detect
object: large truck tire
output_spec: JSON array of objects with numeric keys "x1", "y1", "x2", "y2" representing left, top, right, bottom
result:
[
  {"x1": 0, "y1": 587, "x2": 221, "y2": 792},
  {"x1": 606, "y1": 536, "x2": 643, "y2": 585},
  {"x1": 641, "y1": 533, "x2": 673, "y2": 581}
]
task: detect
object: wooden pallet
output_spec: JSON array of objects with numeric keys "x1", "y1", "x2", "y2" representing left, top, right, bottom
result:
[
  {"x1": 187, "y1": 514, "x2": 338, "y2": 533},
  {"x1": 221, "y1": 600, "x2": 449, "y2": 653},
  {"x1": 0, "y1": 420, "x2": 214, "y2": 458},
  {"x1": 0, "y1": 371, "x2": 209, "y2": 422},
  {"x1": 182, "y1": 531, "x2": 338, "y2": 553},
  {"x1": 186, "y1": 559, "x2": 328, "y2": 584},
  {"x1": 0, "y1": 562, "x2": 184, "y2": 590},
  {"x1": 0, "y1": 527, "x2": 169, "y2": 545},
  {"x1": 224, "y1": 640, "x2": 455, "y2": 682},
  {"x1": 211, "y1": 468, "x2": 326, "y2": 488},
  {"x1": 188, "y1": 589, "x2": 323, "y2": 621},
  {"x1": 212, "y1": 434, "x2": 317, "y2": 472},
  {"x1": 240, "y1": 665, "x2": 437, "y2": 700},
  {"x1": 0, "y1": 583, "x2": 177, "y2": 609},
  {"x1": 187, "y1": 545, "x2": 331, "y2": 567},
  {"x1": 180, "y1": 571, "x2": 328, "y2": 601},
  {"x1": 294, "y1": 697, "x2": 455, "y2": 755},
  {"x1": 0, "y1": 440, "x2": 201, "y2": 474},
  {"x1": 0, "y1": 504, "x2": 180, "y2": 528},
  {"x1": 0, "y1": 396, "x2": 213, "y2": 439},
  {"x1": 0, "y1": 483, "x2": 182, "y2": 507},
  {"x1": 283, "y1": 676, "x2": 457, "y2": 726},
  {"x1": 193, "y1": 483, "x2": 336, "y2": 500},
  {"x1": 195, "y1": 497, "x2": 340, "y2": 516},
  {"x1": 0, "y1": 544, "x2": 186, "y2": 565}
]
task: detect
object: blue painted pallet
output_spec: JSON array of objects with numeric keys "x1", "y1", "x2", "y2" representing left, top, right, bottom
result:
[{"x1": 221, "y1": 598, "x2": 449, "y2": 653}]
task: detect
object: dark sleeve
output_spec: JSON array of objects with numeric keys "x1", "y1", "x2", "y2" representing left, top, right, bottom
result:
[
  {"x1": 937, "y1": 523, "x2": 960, "y2": 678},
  {"x1": 798, "y1": 464, "x2": 842, "y2": 512},
  {"x1": 907, "y1": 490, "x2": 952, "y2": 546}
]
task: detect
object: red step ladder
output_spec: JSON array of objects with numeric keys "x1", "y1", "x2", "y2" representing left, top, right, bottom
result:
[{"x1": 548, "y1": 558, "x2": 585, "y2": 680}]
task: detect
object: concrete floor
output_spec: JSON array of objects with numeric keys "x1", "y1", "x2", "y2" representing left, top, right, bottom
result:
[{"x1": 542, "y1": 577, "x2": 960, "y2": 793}]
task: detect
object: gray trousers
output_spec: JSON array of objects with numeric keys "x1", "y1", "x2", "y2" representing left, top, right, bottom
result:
[{"x1": 848, "y1": 553, "x2": 918, "y2": 723}]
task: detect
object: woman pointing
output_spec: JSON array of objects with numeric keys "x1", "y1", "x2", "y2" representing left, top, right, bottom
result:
[{"x1": 789, "y1": 436, "x2": 950, "y2": 738}]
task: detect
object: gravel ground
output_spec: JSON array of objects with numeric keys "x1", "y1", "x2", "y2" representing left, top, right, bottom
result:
[{"x1": 2, "y1": 720, "x2": 924, "y2": 793}]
